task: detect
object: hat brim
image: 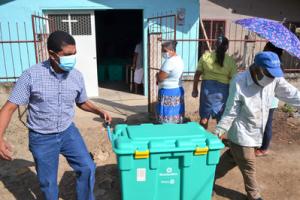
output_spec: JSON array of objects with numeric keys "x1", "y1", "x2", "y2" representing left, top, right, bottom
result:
[{"x1": 266, "y1": 68, "x2": 284, "y2": 77}]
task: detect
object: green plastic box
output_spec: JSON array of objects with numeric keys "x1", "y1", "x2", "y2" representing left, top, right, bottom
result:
[
  {"x1": 98, "y1": 64, "x2": 107, "y2": 81},
  {"x1": 112, "y1": 122, "x2": 224, "y2": 200},
  {"x1": 108, "y1": 64, "x2": 124, "y2": 81}
]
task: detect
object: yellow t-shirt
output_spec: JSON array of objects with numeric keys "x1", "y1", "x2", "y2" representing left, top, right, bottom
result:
[{"x1": 197, "y1": 51, "x2": 237, "y2": 84}]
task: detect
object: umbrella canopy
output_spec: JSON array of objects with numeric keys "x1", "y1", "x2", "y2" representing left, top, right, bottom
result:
[{"x1": 235, "y1": 17, "x2": 300, "y2": 59}]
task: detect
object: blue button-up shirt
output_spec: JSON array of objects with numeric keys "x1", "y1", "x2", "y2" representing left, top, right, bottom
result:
[{"x1": 9, "y1": 60, "x2": 88, "y2": 134}]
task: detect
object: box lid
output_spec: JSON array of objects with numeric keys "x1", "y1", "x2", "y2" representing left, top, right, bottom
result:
[{"x1": 112, "y1": 122, "x2": 224, "y2": 155}]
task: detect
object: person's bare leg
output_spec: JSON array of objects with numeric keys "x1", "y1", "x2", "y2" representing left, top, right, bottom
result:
[
  {"x1": 134, "y1": 83, "x2": 138, "y2": 94},
  {"x1": 141, "y1": 84, "x2": 144, "y2": 94}
]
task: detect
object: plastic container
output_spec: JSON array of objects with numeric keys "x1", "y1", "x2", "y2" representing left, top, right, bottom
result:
[
  {"x1": 108, "y1": 63, "x2": 124, "y2": 81},
  {"x1": 112, "y1": 122, "x2": 224, "y2": 200},
  {"x1": 98, "y1": 64, "x2": 107, "y2": 81}
]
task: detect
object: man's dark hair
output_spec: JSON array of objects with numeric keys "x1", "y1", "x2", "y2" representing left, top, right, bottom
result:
[{"x1": 47, "y1": 30, "x2": 75, "y2": 53}]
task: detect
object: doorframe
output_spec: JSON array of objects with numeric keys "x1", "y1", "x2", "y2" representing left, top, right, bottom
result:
[
  {"x1": 44, "y1": 9, "x2": 148, "y2": 97},
  {"x1": 94, "y1": 9, "x2": 146, "y2": 95}
]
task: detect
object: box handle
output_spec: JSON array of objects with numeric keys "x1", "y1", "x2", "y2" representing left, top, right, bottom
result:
[
  {"x1": 194, "y1": 147, "x2": 209, "y2": 155},
  {"x1": 135, "y1": 150, "x2": 150, "y2": 159}
]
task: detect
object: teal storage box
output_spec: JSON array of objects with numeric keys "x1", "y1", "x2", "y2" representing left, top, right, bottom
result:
[
  {"x1": 108, "y1": 64, "x2": 124, "y2": 81},
  {"x1": 112, "y1": 122, "x2": 224, "y2": 200},
  {"x1": 98, "y1": 64, "x2": 107, "y2": 81}
]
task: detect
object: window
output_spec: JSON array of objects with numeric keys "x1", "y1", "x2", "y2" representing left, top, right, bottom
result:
[
  {"x1": 71, "y1": 14, "x2": 91, "y2": 35},
  {"x1": 48, "y1": 14, "x2": 69, "y2": 33},
  {"x1": 199, "y1": 20, "x2": 226, "y2": 56},
  {"x1": 48, "y1": 14, "x2": 92, "y2": 35}
]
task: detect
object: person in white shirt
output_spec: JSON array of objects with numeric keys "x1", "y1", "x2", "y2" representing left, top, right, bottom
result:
[
  {"x1": 156, "y1": 40, "x2": 185, "y2": 123},
  {"x1": 214, "y1": 51, "x2": 300, "y2": 200},
  {"x1": 132, "y1": 42, "x2": 143, "y2": 94},
  {"x1": 255, "y1": 42, "x2": 283, "y2": 156}
]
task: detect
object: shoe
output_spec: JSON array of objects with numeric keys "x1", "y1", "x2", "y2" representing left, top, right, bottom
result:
[{"x1": 255, "y1": 149, "x2": 268, "y2": 157}]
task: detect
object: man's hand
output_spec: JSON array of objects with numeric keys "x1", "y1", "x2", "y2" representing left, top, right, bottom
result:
[
  {"x1": 0, "y1": 101, "x2": 18, "y2": 161},
  {"x1": 219, "y1": 133, "x2": 226, "y2": 140},
  {"x1": 213, "y1": 128, "x2": 226, "y2": 139},
  {"x1": 192, "y1": 89, "x2": 199, "y2": 98},
  {"x1": 0, "y1": 139, "x2": 13, "y2": 160},
  {"x1": 100, "y1": 110, "x2": 112, "y2": 124},
  {"x1": 77, "y1": 101, "x2": 112, "y2": 123}
]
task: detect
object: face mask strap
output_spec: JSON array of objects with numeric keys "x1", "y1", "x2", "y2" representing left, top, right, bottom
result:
[
  {"x1": 255, "y1": 66, "x2": 265, "y2": 81},
  {"x1": 49, "y1": 50, "x2": 61, "y2": 63},
  {"x1": 261, "y1": 68, "x2": 274, "y2": 78}
]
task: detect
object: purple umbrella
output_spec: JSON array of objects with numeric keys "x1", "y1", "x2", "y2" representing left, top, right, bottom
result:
[{"x1": 235, "y1": 17, "x2": 300, "y2": 59}]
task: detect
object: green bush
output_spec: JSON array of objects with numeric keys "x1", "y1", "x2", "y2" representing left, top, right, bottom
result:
[{"x1": 281, "y1": 104, "x2": 297, "y2": 116}]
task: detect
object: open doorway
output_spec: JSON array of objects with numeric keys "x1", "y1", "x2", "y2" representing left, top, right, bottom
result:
[{"x1": 95, "y1": 10, "x2": 143, "y2": 94}]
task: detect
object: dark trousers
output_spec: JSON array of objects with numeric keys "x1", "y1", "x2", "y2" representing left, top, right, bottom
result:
[{"x1": 260, "y1": 108, "x2": 275, "y2": 150}]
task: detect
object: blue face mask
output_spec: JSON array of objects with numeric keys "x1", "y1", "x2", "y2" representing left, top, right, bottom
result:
[{"x1": 57, "y1": 55, "x2": 76, "y2": 71}]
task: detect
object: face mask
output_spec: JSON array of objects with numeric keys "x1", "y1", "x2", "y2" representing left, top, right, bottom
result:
[
  {"x1": 162, "y1": 52, "x2": 170, "y2": 59},
  {"x1": 57, "y1": 55, "x2": 76, "y2": 71},
  {"x1": 256, "y1": 75, "x2": 274, "y2": 87}
]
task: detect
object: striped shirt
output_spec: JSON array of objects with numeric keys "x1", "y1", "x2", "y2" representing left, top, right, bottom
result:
[{"x1": 8, "y1": 60, "x2": 88, "y2": 134}]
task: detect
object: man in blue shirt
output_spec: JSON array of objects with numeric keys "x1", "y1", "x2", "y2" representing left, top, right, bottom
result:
[{"x1": 0, "y1": 31, "x2": 112, "y2": 200}]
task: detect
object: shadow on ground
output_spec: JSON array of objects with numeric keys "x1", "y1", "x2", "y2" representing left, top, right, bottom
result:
[
  {"x1": 0, "y1": 159, "x2": 246, "y2": 200},
  {"x1": 0, "y1": 159, "x2": 42, "y2": 200},
  {"x1": 214, "y1": 184, "x2": 247, "y2": 200},
  {"x1": 0, "y1": 159, "x2": 120, "y2": 200},
  {"x1": 91, "y1": 98, "x2": 147, "y2": 115},
  {"x1": 59, "y1": 164, "x2": 120, "y2": 200},
  {"x1": 93, "y1": 112, "x2": 155, "y2": 127}
]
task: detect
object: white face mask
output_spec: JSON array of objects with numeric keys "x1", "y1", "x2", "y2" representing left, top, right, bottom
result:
[
  {"x1": 162, "y1": 52, "x2": 170, "y2": 59},
  {"x1": 257, "y1": 75, "x2": 274, "y2": 87}
]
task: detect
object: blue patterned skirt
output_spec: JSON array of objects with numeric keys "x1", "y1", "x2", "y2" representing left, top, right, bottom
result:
[
  {"x1": 199, "y1": 80, "x2": 229, "y2": 121},
  {"x1": 156, "y1": 87, "x2": 185, "y2": 124}
]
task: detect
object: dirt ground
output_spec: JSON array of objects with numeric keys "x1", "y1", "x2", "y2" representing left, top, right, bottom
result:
[{"x1": 0, "y1": 90, "x2": 300, "y2": 200}]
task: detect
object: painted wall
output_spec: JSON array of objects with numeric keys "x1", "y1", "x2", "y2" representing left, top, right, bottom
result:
[{"x1": 0, "y1": 0, "x2": 200, "y2": 96}]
